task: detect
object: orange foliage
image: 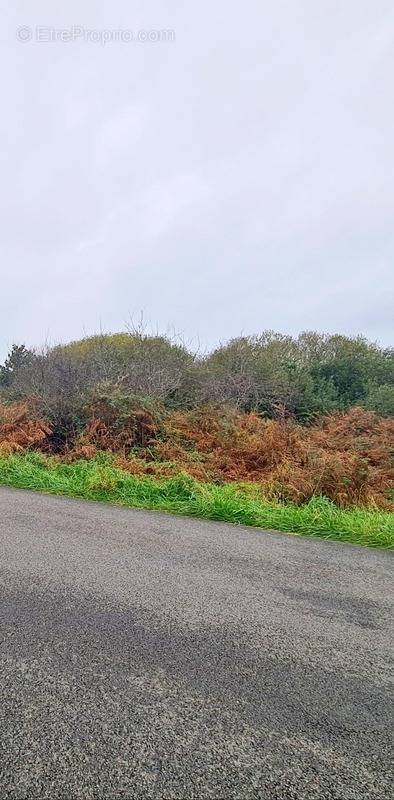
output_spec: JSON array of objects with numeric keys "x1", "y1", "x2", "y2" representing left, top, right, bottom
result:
[
  {"x1": 0, "y1": 399, "x2": 392, "y2": 509},
  {"x1": 0, "y1": 402, "x2": 51, "y2": 453},
  {"x1": 80, "y1": 408, "x2": 157, "y2": 453},
  {"x1": 153, "y1": 407, "x2": 394, "y2": 508}
]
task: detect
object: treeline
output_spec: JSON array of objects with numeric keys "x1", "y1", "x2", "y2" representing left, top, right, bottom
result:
[{"x1": 0, "y1": 331, "x2": 393, "y2": 435}]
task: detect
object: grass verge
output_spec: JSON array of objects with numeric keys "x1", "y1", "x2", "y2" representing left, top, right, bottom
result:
[{"x1": 0, "y1": 452, "x2": 392, "y2": 549}]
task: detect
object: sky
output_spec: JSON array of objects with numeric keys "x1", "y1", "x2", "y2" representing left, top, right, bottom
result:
[{"x1": 1, "y1": 0, "x2": 393, "y2": 361}]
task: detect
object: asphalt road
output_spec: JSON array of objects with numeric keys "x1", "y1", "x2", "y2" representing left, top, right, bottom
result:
[{"x1": 0, "y1": 487, "x2": 393, "y2": 799}]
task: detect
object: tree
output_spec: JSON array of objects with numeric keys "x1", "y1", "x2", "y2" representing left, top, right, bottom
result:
[
  {"x1": 0, "y1": 344, "x2": 35, "y2": 388},
  {"x1": 363, "y1": 385, "x2": 394, "y2": 417},
  {"x1": 298, "y1": 334, "x2": 393, "y2": 410}
]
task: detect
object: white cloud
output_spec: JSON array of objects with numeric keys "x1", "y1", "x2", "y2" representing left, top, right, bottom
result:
[
  {"x1": 0, "y1": 0, "x2": 393, "y2": 359},
  {"x1": 141, "y1": 173, "x2": 211, "y2": 238},
  {"x1": 95, "y1": 106, "x2": 146, "y2": 165}
]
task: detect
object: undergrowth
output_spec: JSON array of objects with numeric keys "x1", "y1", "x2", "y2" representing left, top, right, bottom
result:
[{"x1": 0, "y1": 402, "x2": 393, "y2": 509}]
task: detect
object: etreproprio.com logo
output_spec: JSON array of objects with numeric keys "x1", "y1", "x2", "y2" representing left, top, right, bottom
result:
[{"x1": 16, "y1": 25, "x2": 176, "y2": 44}]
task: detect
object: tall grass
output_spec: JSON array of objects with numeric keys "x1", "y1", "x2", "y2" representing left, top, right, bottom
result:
[{"x1": 0, "y1": 452, "x2": 392, "y2": 549}]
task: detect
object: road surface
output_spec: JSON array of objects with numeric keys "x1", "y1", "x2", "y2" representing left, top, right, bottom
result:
[{"x1": 0, "y1": 487, "x2": 393, "y2": 799}]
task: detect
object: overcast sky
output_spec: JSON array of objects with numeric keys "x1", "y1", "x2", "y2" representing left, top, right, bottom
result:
[{"x1": 1, "y1": 1, "x2": 393, "y2": 361}]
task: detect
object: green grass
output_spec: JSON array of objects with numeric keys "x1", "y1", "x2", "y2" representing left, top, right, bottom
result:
[{"x1": 0, "y1": 452, "x2": 392, "y2": 549}]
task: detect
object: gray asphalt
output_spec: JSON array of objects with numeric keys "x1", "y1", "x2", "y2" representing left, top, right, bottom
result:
[{"x1": 0, "y1": 488, "x2": 393, "y2": 799}]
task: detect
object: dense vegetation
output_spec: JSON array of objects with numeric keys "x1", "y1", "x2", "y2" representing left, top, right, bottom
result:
[
  {"x1": 1, "y1": 331, "x2": 393, "y2": 424},
  {"x1": 0, "y1": 330, "x2": 393, "y2": 546}
]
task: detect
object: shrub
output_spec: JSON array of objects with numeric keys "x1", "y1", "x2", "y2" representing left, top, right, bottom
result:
[{"x1": 0, "y1": 401, "x2": 51, "y2": 453}]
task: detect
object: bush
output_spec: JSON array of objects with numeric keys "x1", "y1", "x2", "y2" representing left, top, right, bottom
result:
[
  {"x1": 0, "y1": 330, "x2": 392, "y2": 509},
  {"x1": 1, "y1": 330, "x2": 392, "y2": 421},
  {"x1": 363, "y1": 385, "x2": 394, "y2": 417}
]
